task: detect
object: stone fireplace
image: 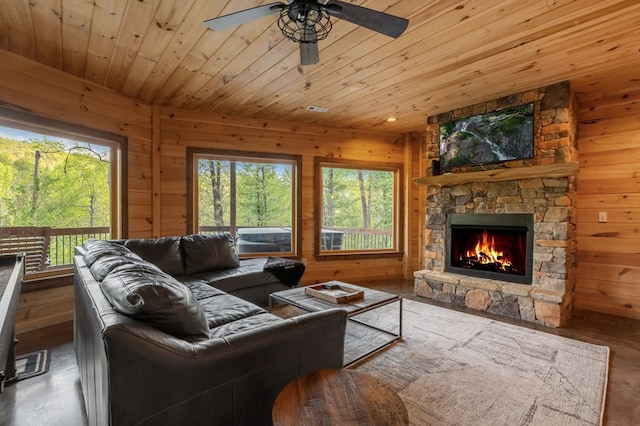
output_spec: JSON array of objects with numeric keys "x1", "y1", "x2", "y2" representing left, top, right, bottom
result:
[{"x1": 414, "y1": 82, "x2": 578, "y2": 327}]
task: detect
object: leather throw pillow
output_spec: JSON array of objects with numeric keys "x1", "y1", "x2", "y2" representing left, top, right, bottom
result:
[
  {"x1": 124, "y1": 236, "x2": 185, "y2": 276},
  {"x1": 83, "y1": 239, "x2": 139, "y2": 266},
  {"x1": 90, "y1": 254, "x2": 161, "y2": 282},
  {"x1": 182, "y1": 233, "x2": 240, "y2": 275},
  {"x1": 101, "y1": 262, "x2": 209, "y2": 339}
]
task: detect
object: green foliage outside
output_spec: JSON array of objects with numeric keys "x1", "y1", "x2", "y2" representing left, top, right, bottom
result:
[
  {"x1": 322, "y1": 167, "x2": 394, "y2": 249},
  {"x1": 0, "y1": 136, "x2": 111, "y2": 228},
  {"x1": 197, "y1": 159, "x2": 293, "y2": 228},
  {"x1": 197, "y1": 158, "x2": 396, "y2": 251},
  {"x1": 237, "y1": 163, "x2": 292, "y2": 227},
  {"x1": 0, "y1": 132, "x2": 112, "y2": 270}
]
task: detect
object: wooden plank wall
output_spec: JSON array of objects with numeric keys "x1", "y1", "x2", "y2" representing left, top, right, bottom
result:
[
  {"x1": 575, "y1": 82, "x2": 640, "y2": 320},
  {"x1": 405, "y1": 132, "x2": 425, "y2": 278},
  {"x1": 159, "y1": 107, "x2": 408, "y2": 284}
]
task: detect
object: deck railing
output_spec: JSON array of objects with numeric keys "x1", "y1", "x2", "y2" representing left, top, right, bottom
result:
[
  {"x1": 0, "y1": 225, "x2": 393, "y2": 274},
  {"x1": 48, "y1": 227, "x2": 111, "y2": 268},
  {"x1": 198, "y1": 226, "x2": 393, "y2": 252},
  {"x1": 323, "y1": 227, "x2": 394, "y2": 251},
  {"x1": 0, "y1": 226, "x2": 110, "y2": 273}
]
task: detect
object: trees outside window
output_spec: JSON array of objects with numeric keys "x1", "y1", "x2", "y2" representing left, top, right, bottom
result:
[
  {"x1": 190, "y1": 150, "x2": 300, "y2": 256},
  {"x1": 0, "y1": 108, "x2": 125, "y2": 274},
  {"x1": 0, "y1": 134, "x2": 111, "y2": 228},
  {"x1": 316, "y1": 159, "x2": 401, "y2": 255}
]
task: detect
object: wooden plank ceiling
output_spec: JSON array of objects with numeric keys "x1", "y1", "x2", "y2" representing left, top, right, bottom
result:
[{"x1": 0, "y1": 0, "x2": 639, "y2": 133}]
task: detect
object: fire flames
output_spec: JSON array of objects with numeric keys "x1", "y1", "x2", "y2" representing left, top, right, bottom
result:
[{"x1": 463, "y1": 230, "x2": 513, "y2": 271}]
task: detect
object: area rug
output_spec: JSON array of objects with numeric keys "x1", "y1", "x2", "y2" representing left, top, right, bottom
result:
[
  {"x1": 350, "y1": 299, "x2": 609, "y2": 426},
  {"x1": 13, "y1": 349, "x2": 50, "y2": 381}
]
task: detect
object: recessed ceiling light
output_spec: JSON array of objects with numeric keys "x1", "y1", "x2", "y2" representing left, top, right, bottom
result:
[{"x1": 386, "y1": 117, "x2": 398, "y2": 122}]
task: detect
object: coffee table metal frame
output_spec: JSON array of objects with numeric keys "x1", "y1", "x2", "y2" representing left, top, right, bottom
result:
[{"x1": 269, "y1": 283, "x2": 402, "y2": 367}]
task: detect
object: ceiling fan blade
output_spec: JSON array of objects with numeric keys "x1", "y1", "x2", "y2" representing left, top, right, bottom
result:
[
  {"x1": 325, "y1": 1, "x2": 408, "y2": 38},
  {"x1": 204, "y1": 2, "x2": 285, "y2": 31},
  {"x1": 299, "y1": 27, "x2": 319, "y2": 65},
  {"x1": 300, "y1": 43, "x2": 319, "y2": 65}
]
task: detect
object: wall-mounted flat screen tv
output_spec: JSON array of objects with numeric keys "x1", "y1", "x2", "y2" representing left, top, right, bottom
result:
[{"x1": 439, "y1": 103, "x2": 534, "y2": 171}]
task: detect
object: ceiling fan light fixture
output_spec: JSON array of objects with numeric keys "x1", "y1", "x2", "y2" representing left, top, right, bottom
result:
[
  {"x1": 204, "y1": 1, "x2": 409, "y2": 66},
  {"x1": 278, "y1": 3, "x2": 332, "y2": 43}
]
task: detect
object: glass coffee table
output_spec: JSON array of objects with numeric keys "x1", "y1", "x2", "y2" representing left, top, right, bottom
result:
[{"x1": 269, "y1": 281, "x2": 402, "y2": 367}]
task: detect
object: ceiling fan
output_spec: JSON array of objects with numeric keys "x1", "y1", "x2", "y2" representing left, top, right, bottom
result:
[{"x1": 204, "y1": 1, "x2": 409, "y2": 65}]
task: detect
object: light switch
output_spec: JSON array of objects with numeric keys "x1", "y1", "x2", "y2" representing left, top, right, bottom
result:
[{"x1": 598, "y1": 211, "x2": 607, "y2": 223}]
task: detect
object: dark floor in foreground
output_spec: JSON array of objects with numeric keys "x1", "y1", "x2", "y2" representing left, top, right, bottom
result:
[{"x1": 2, "y1": 279, "x2": 639, "y2": 425}]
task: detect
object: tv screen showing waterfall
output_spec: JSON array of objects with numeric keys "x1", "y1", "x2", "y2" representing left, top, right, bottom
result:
[{"x1": 438, "y1": 103, "x2": 534, "y2": 171}]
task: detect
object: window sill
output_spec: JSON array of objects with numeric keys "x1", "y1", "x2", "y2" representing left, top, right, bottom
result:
[
  {"x1": 23, "y1": 269, "x2": 74, "y2": 293},
  {"x1": 314, "y1": 252, "x2": 403, "y2": 261},
  {"x1": 239, "y1": 254, "x2": 301, "y2": 260}
]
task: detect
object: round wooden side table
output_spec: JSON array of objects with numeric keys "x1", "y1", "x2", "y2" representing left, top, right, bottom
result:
[{"x1": 272, "y1": 368, "x2": 409, "y2": 425}]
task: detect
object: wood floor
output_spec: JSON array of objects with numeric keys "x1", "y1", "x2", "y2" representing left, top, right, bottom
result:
[{"x1": 2, "y1": 279, "x2": 639, "y2": 425}]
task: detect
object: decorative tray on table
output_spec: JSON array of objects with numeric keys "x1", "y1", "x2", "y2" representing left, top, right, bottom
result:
[{"x1": 305, "y1": 281, "x2": 364, "y2": 304}]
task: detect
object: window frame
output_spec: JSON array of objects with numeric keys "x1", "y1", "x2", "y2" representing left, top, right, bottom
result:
[
  {"x1": 0, "y1": 106, "x2": 128, "y2": 278},
  {"x1": 314, "y1": 157, "x2": 403, "y2": 260},
  {"x1": 187, "y1": 148, "x2": 302, "y2": 258}
]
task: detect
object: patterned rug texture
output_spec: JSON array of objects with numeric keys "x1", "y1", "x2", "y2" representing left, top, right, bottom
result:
[{"x1": 347, "y1": 299, "x2": 609, "y2": 426}]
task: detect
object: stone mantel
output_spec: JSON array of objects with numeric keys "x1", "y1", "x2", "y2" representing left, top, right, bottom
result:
[{"x1": 413, "y1": 162, "x2": 578, "y2": 187}]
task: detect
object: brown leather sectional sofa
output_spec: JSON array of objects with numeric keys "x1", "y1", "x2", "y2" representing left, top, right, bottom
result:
[{"x1": 73, "y1": 234, "x2": 347, "y2": 425}]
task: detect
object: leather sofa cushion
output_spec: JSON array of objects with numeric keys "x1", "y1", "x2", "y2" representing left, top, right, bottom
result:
[
  {"x1": 182, "y1": 234, "x2": 240, "y2": 275},
  {"x1": 90, "y1": 254, "x2": 161, "y2": 282},
  {"x1": 83, "y1": 239, "x2": 139, "y2": 266},
  {"x1": 124, "y1": 237, "x2": 184, "y2": 276},
  {"x1": 101, "y1": 262, "x2": 209, "y2": 339},
  {"x1": 193, "y1": 258, "x2": 280, "y2": 293},
  {"x1": 197, "y1": 293, "x2": 267, "y2": 329},
  {"x1": 175, "y1": 277, "x2": 227, "y2": 300}
]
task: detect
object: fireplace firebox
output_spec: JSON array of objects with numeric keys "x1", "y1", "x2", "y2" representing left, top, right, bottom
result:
[{"x1": 445, "y1": 214, "x2": 534, "y2": 284}]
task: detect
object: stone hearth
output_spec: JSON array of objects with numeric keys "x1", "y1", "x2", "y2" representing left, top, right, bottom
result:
[{"x1": 414, "y1": 82, "x2": 577, "y2": 327}]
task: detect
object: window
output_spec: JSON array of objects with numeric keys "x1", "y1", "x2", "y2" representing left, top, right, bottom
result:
[
  {"x1": 315, "y1": 158, "x2": 402, "y2": 256},
  {"x1": 0, "y1": 107, "x2": 126, "y2": 275},
  {"x1": 189, "y1": 149, "x2": 301, "y2": 257}
]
